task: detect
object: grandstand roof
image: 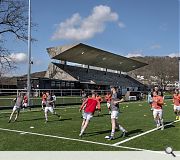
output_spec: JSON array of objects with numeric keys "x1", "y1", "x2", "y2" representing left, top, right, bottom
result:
[{"x1": 47, "y1": 43, "x2": 147, "y2": 72}]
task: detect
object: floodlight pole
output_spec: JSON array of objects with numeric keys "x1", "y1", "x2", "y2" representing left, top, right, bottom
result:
[{"x1": 27, "y1": 0, "x2": 31, "y2": 106}]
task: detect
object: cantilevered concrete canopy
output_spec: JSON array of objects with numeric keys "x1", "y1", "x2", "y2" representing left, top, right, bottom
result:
[{"x1": 47, "y1": 43, "x2": 147, "y2": 72}]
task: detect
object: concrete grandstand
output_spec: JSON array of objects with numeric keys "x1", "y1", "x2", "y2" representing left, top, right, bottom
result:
[
  {"x1": 0, "y1": 43, "x2": 148, "y2": 95},
  {"x1": 45, "y1": 43, "x2": 148, "y2": 94}
]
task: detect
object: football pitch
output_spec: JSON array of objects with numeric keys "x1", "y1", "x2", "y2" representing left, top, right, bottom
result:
[{"x1": 0, "y1": 100, "x2": 179, "y2": 151}]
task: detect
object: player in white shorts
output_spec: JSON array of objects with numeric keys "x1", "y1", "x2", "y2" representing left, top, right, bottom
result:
[
  {"x1": 105, "y1": 86, "x2": 127, "y2": 140},
  {"x1": 22, "y1": 93, "x2": 31, "y2": 111},
  {"x1": 173, "y1": 89, "x2": 180, "y2": 120},
  {"x1": 79, "y1": 92, "x2": 100, "y2": 137},
  {"x1": 152, "y1": 91, "x2": 164, "y2": 130},
  {"x1": 8, "y1": 92, "x2": 24, "y2": 123},
  {"x1": 44, "y1": 92, "x2": 60, "y2": 123}
]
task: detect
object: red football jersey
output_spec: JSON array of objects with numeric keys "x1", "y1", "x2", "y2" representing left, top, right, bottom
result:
[
  {"x1": 23, "y1": 96, "x2": 28, "y2": 103},
  {"x1": 80, "y1": 97, "x2": 100, "y2": 114},
  {"x1": 152, "y1": 95, "x2": 164, "y2": 109},
  {"x1": 105, "y1": 94, "x2": 111, "y2": 102},
  {"x1": 173, "y1": 94, "x2": 180, "y2": 106},
  {"x1": 42, "y1": 94, "x2": 47, "y2": 101}
]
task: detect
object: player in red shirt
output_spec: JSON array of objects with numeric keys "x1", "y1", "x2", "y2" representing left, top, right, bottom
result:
[
  {"x1": 173, "y1": 89, "x2": 180, "y2": 120},
  {"x1": 79, "y1": 92, "x2": 100, "y2": 137},
  {"x1": 96, "y1": 94, "x2": 103, "y2": 116},
  {"x1": 152, "y1": 91, "x2": 164, "y2": 129},
  {"x1": 41, "y1": 92, "x2": 47, "y2": 110},
  {"x1": 105, "y1": 92, "x2": 112, "y2": 114},
  {"x1": 22, "y1": 93, "x2": 31, "y2": 111}
]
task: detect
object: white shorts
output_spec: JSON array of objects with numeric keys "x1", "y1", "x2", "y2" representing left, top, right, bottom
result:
[
  {"x1": 83, "y1": 112, "x2": 93, "y2": 121},
  {"x1": 45, "y1": 107, "x2": 54, "y2": 114},
  {"x1": 153, "y1": 109, "x2": 163, "y2": 119},
  {"x1": 23, "y1": 103, "x2": 28, "y2": 108},
  {"x1": 111, "y1": 111, "x2": 119, "y2": 119},
  {"x1": 13, "y1": 106, "x2": 21, "y2": 112},
  {"x1": 107, "y1": 102, "x2": 111, "y2": 108},
  {"x1": 42, "y1": 101, "x2": 46, "y2": 105},
  {"x1": 174, "y1": 105, "x2": 180, "y2": 111}
]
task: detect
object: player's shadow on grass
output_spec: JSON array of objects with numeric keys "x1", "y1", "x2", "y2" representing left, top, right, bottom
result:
[
  {"x1": 84, "y1": 128, "x2": 143, "y2": 138},
  {"x1": 94, "y1": 112, "x2": 123, "y2": 117},
  {"x1": 101, "y1": 113, "x2": 110, "y2": 116},
  {"x1": 15, "y1": 117, "x2": 72, "y2": 122},
  {"x1": 164, "y1": 121, "x2": 175, "y2": 130},
  {"x1": 164, "y1": 121, "x2": 174, "y2": 125},
  {"x1": 85, "y1": 129, "x2": 112, "y2": 137},
  {"x1": 17, "y1": 117, "x2": 45, "y2": 122},
  {"x1": 59, "y1": 118, "x2": 72, "y2": 121},
  {"x1": 125, "y1": 129, "x2": 143, "y2": 137},
  {"x1": 41, "y1": 118, "x2": 73, "y2": 123},
  {"x1": 93, "y1": 115, "x2": 104, "y2": 117}
]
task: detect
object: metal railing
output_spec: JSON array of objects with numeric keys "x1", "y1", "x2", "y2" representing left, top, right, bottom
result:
[
  {"x1": 0, "y1": 89, "x2": 110, "y2": 108},
  {"x1": 0, "y1": 89, "x2": 110, "y2": 97},
  {"x1": 0, "y1": 96, "x2": 83, "y2": 108}
]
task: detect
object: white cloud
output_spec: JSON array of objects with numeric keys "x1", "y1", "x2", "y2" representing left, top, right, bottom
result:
[
  {"x1": 168, "y1": 53, "x2": 179, "y2": 58},
  {"x1": 51, "y1": 5, "x2": 119, "y2": 41},
  {"x1": 150, "y1": 44, "x2": 161, "y2": 49},
  {"x1": 9, "y1": 52, "x2": 28, "y2": 63},
  {"x1": 126, "y1": 53, "x2": 143, "y2": 58},
  {"x1": 118, "y1": 22, "x2": 126, "y2": 28}
]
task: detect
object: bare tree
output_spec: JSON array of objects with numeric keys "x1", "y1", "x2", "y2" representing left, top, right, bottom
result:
[
  {"x1": 0, "y1": 46, "x2": 16, "y2": 76},
  {"x1": 0, "y1": 0, "x2": 28, "y2": 40},
  {"x1": 0, "y1": 0, "x2": 30, "y2": 76}
]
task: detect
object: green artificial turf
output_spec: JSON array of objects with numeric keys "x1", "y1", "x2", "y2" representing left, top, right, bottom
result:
[{"x1": 0, "y1": 100, "x2": 179, "y2": 151}]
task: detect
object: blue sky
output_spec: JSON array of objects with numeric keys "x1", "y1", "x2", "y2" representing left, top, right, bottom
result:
[{"x1": 4, "y1": 0, "x2": 179, "y2": 75}]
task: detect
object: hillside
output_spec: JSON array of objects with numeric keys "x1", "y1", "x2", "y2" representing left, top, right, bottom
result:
[{"x1": 128, "y1": 56, "x2": 179, "y2": 85}]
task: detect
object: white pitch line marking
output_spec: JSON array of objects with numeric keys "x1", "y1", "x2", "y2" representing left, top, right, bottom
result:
[
  {"x1": 0, "y1": 127, "x2": 141, "y2": 151},
  {"x1": 113, "y1": 120, "x2": 180, "y2": 146},
  {"x1": 0, "y1": 127, "x2": 166, "y2": 154},
  {"x1": 20, "y1": 132, "x2": 28, "y2": 135},
  {"x1": 0, "y1": 127, "x2": 179, "y2": 157}
]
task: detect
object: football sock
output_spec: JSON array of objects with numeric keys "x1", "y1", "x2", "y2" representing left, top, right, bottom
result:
[
  {"x1": 155, "y1": 119, "x2": 159, "y2": 125},
  {"x1": 111, "y1": 129, "x2": 115, "y2": 137},
  {"x1": 160, "y1": 119, "x2": 164, "y2": 125},
  {"x1": 45, "y1": 113, "x2": 48, "y2": 121},
  {"x1": 118, "y1": 125, "x2": 125, "y2": 132},
  {"x1": 80, "y1": 128, "x2": 85, "y2": 135},
  {"x1": 158, "y1": 119, "x2": 161, "y2": 125}
]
